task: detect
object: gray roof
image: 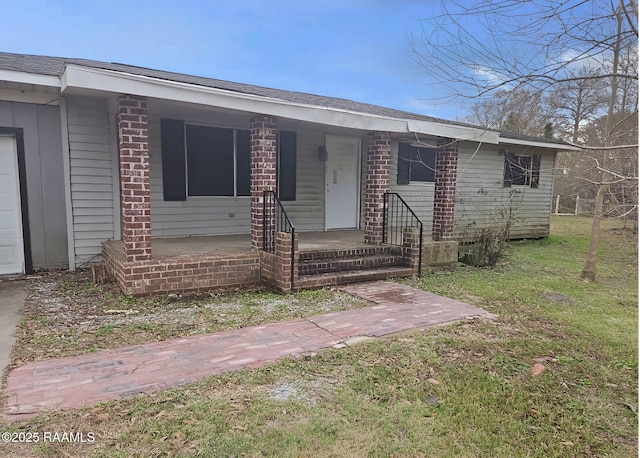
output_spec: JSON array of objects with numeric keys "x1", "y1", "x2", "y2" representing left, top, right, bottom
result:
[{"x1": 0, "y1": 51, "x2": 483, "y2": 128}]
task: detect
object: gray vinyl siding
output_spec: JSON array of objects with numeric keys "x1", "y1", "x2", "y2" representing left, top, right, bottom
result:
[
  {"x1": 280, "y1": 129, "x2": 325, "y2": 231},
  {"x1": 388, "y1": 140, "x2": 435, "y2": 236},
  {"x1": 454, "y1": 142, "x2": 555, "y2": 239},
  {"x1": 0, "y1": 101, "x2": 68, "y2": 269},
  {"x1": 67, "y1": 96, "x2": 115, "y2": 266}
]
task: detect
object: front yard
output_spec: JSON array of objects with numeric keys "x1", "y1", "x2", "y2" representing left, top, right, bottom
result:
[{"x1": 1, "y1": 216, "x2": 637, "y2": 457}]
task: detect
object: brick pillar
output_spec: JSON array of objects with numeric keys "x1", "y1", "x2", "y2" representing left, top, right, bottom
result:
[
  {"x1": 432, "y1": 139, "x2": 458, "y2": 241},
  {"x1": 364, "y1": 131, "x2": 391, "y2": 245},
  {"x1": 276, "y1": 231, "x2": 299, "y2": 293},
  {"x1": 250, "y1": 115, "x2": 278, "y2": 250},
  {"x1": 402, "y1": 226, "x2": 421, "y2": 273},
  {"x1": 117, "y1": 95, "x2": 151, "y2": 262}
]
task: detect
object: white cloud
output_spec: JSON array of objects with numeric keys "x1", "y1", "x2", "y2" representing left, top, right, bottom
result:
[{"x1": 471, "y1": 65, "x2": 512, "y2": 89}]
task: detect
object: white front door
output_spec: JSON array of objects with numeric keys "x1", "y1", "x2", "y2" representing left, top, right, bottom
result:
[
  {"x1": 325, "y1": 135, "x2": 360, "y2": 229},
  {"x1": 0, "y1": 136, "x2": 25, "y2": 274}
]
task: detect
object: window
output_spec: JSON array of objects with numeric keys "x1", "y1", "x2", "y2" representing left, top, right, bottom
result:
[
  {"x1": 397, "y1": 142, "x2": 436, "y2": 185},
  {"x1": 160, "y1": 119, "x2": 297, "y2": 201},
  {"x1": 503, "y1": 153, "x2": 541, "y2": 188},
  {"x1": 160, "y1": 119, "x2": 250, "y2": 199}
]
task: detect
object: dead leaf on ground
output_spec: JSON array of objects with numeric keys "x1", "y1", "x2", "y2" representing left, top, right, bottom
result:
[
  {"x1": 531, "y1": 363, "x2": 546, "y2": 377},
  {"x1": 533, "y1": 356, "x2": 555, "y2": 363}
]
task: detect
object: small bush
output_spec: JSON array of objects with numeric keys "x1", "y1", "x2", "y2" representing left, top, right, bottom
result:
[{"x1": 458, "y1": 222, "x2": 510, "y2": 267}]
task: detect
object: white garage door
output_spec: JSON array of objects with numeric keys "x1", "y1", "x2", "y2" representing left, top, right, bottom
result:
[{"x1": 0, "y1": 136, "x2": 25, "y2": 274}]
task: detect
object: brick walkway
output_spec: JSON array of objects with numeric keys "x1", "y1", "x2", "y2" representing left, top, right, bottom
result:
[{"x1": 3, "y1": 281, "x2": 493, "y2": 422}]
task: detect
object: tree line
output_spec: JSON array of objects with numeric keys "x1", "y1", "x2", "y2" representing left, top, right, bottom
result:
[{"x1": 410, "y1": 0, "x2": 638, "y2": 281}]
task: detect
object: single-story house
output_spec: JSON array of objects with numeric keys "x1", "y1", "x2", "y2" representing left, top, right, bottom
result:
[{"x1": 0, "y1": 52, "x2": 578, "y2": 294}]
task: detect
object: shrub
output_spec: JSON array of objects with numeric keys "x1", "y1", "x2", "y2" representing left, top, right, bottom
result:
[{"x1": 458, "y1": 221, "x2": 511, "y2": 267}]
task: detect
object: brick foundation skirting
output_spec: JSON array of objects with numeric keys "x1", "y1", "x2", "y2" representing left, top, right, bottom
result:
[{"x1": 103, "y1": 242, "x2": 260, "y2": 296}]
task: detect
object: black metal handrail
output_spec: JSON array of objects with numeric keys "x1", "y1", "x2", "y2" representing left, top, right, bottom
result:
[
  {"x1": 383, "y1": 192, "x2": 423, "y2": 276},
  {"x1": 263, "y1": 190, "x2": 296, "y2": 289}
]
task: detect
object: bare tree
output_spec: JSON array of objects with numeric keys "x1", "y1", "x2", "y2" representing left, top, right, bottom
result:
[
  {"x1": 550, "y1": 65, "x2": 609, "y2": 143},
  {"x1": 466, "y1": 89, "x2": 554, "y2": 136},
  {"x1": 580, "y1": 4, "x2": 634, "y2": 282},
  {"x1": 410, "y1": 1, "x2": 638, "y2": 99},
  {"x1": 410, "y1": 0, "x2": 638, "y2": 282}
]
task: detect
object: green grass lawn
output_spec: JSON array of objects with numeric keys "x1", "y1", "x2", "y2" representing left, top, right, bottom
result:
[{"x1": 1, "y1": 216, "x2": 637, "y2": 457}]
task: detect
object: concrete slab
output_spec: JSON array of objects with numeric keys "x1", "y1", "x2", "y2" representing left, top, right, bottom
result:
[
  {"x1": 105, "y1": 230, "x2": 368, "y2": 261},
  {"x1": 0, "y1": 280, "x2": 27, "y2": 377}
]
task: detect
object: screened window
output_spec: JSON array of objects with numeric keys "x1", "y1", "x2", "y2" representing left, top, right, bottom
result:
[
  {"x1": 186, "y1": 125, "x2": 235, "y2": 196},
  {"x1": 161, "y1": 119, "x2": 296, "y2": 200},
  {"x1": 397, "y1": 142, "x2": 436, "y2": 185},
  {"x1": 180, "y1": 124, "x2": 251, "y2": 197}
]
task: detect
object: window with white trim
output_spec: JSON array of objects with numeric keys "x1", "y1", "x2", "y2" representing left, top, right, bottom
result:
[
  {"x1": 503, "y1": 152, "x2": 540, "y2": 188},
  {"x1": 397, "y1": 142, "x2": 436, "y2": 184}
]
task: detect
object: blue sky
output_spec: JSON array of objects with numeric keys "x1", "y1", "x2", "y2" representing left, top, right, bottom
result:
[{"x1": 0, "y1": 0, "x2": 469, "y2": 120}]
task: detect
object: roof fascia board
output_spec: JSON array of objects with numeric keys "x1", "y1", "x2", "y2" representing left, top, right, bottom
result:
[
  {"x1": 61, "y1": 65, "x2": 409, "y2": 132},
  {"x1": 0, "y1": 69, "x2": 61, "y2": 87},
  {"x1": 406, "y1": 119, "x2": 499, "y2": 144},
  {"x1": 499, "y1": 137, "x2": 581, "y2": 151}
]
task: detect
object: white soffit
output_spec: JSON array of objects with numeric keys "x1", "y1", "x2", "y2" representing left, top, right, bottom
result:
[{"x1": 0, "y1": 88, "x2": 60, "y2": 105}]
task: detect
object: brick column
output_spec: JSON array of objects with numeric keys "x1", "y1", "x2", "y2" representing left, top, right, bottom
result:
[
  {"x1": 250, "y1": 115, "x2": 278, "y2": 250},
  {"x1": 117, "y1": 95, "x2": 151, "y2": 262},
  {"x1": 402, "y1": 226, "x2": 421, "y2": 272},
  {"x1": 364, "y1": 132, "x2": 391, "y2": 245},
  {"x1": 432, "y1": 139, "x2": 458, "y2": 241},
  {"x1": 276, "y1": 231, "x2": 299, "y2": 293}
]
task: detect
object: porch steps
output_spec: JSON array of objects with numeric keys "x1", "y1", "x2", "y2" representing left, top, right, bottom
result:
[
  {"x1": 298, "y1": 254, "x2": 405, "y2": 276},
  {"x1": 296, "y1": 266, "x2": 416, "y2": 290},
  {"x1": 296, "y1": 245, "x2": 415, "y2": 290}
]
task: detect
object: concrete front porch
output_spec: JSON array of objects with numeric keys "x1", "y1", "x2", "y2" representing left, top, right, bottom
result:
[
  {"x1": 102, "y1": 230, "x2": 458, "y2": 295},
  {"x1": 107, "y1": 230, "x2": 369, "y2": 260}
]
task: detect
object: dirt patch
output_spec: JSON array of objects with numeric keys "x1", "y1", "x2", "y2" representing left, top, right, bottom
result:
[
  {"x1": 540, "y1": 292, "x2": 577, "y2": 306},
  {"x1": 267, "y1": 378, "x2": 336, "y2": 404}
]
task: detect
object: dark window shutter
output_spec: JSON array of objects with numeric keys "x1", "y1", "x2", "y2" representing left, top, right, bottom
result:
[
  {"x1": 531, "y1": 154, "x2": 541, "y2": 188},
  {"x1": 236, "y1": 130, "x2": 251, "y2": 196},
  {"x1": 503, "y1": 152, "x2": 514, "y2": 188},
  {"x1": 278, "y1": 131, "x2": 297, "y2": 201},
  {"x1": 160, "y1": 119, "x2": 186, "y2": 201},
  {"x1": 397, "y1": 142, "x2": 411, "y2": 185}
]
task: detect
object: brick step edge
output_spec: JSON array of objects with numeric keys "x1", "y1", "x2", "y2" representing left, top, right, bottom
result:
[
  {"x1": 295, "y1": 266, "x2": 416, "y2": 290},
  {"x1": 298, "y1": 255, "x2": 406, "y2": 275},
  {"x1": 299, "y1": 245, "x2": 402, "y2": 261}
]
